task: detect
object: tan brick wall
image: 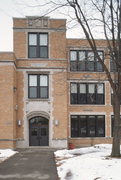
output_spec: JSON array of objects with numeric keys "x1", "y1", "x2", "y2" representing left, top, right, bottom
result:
[
  {"x1": 0, "y1": 52, "x2": 16, "y2": 62},
  {"x1": 13, "y1": 18, "x2": 27, "y2": 28},
  {"x1": 16, "y1": 71, "x2": 24, "y2": 139},
  {"x1": 16, "y1": 60, "x2": 67, "y2": 69},
  {"x1": 52, "y1": 71, "x2": 68, "y2": 139},
  {"x1": 49, "y1": 19, "x2": 66, "y2": 29},
  {"x1": 0, "y1": 65, "x2": 16, "y2": 148},
  {"x1": 67, "y1": 39, "x2": 108, "y2": 48},
  {"x1": 0, "y1": 141, "x2": 16, "y2": 149},
  {"x1": 69, "y1": 138, "x2": 112, "y2": 148},
  {"x1": 13, "y1": 31, "x2": 26, "y2": 59},
  {"x1": 50, "y1": 32, "x2": 66, "y2": 59}
]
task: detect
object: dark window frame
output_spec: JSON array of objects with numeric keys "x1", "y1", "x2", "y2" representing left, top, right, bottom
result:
[
  {"x1": 70, "y1": 83, "x2": 105, "y2": 105},
  {"x1": 71, "y1": 115, "x2": 105, "y2": 138},
  {"x1": 28, "y1": 74, "x2": 49, "y2": 99},
  {"x1": 70, "y1": 50, "x2": 104, "y2": 72},
  {"x1": 28, "y1": 33, "x2": 48, "y2": 58}
]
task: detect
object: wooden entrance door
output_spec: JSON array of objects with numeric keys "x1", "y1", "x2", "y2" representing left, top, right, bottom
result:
[{"x1": 29, "y1": 116, "x2": 49, "y2": 146}]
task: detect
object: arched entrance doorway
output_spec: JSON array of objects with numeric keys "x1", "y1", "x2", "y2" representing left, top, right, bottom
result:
[{"x1": 29, "y1": 116, "x2": 49, "y2": 146}]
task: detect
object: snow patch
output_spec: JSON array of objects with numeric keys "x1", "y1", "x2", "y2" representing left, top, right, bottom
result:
[
  {"x1": 55, "y1": 144, "x2": 121, "y2": 180},
  {"x1": 0, "y1": 149, "x2": 17, "y2": 162}
]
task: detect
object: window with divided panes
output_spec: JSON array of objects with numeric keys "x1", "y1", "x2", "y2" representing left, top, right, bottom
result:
[
  {"x1": 28, "y1": 33, "x2": 48, "y2": 58},
  {"x1": 28, "y1": 74, "x2": 48, "y2": 99},
  {"x1": 71, "y1": 115, "x2": 105, "y2": 137},
  {"x1": 70, "y1": 83, "x2": 105, "y2": 105},
  {"x1": 70, "y1": 50, "x2": 104, "y2": 72}
]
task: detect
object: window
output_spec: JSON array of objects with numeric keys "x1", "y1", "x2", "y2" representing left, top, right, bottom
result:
[
  {"x1": 70, "y1": 83, "x2": 105, "y2": 105},
  {"x1": 71, "y1": 115, "x2": 105, "y2": 137},
  {"x1": 28, "y1": 33, "x2": 48, "y2": 58},
  {"x1": 70, "y1": 50, "x2": 104, "y2": 72},
  {"x1": 28, "y1": 74, "x2": 48, "y2": 99}
]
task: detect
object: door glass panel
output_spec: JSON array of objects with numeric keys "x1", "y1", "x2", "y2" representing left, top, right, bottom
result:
[
  {"x1": 41, "y1": 128, "x2": 47, "y2": 136},
  {"x1": 31, "y1": 128, "x2": 37, "y2": 136}
]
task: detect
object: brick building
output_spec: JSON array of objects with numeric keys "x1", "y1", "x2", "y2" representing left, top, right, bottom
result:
[{"x1": 0, "y1": 16, "x2": 114, "y2": 149}]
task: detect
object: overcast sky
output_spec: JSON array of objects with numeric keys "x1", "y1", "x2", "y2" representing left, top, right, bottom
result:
[
  {"x1": 0, "y1": 0, "x2": 83, "y2": 51},
  {"x1": 0, "y1": 0, "x2": 105, "y2": 51}
]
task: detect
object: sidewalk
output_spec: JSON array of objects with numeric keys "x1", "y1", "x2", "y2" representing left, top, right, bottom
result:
[{"x1": 0, "y1": 148, "x2": 58, "y2": 180}]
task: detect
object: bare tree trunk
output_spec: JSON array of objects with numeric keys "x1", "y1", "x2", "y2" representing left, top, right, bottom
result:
[{"x1": 111, "y1": 93, "x2": 121, "y2": 157}]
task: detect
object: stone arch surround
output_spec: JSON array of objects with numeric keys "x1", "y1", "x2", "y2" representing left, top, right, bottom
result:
[{"x1": 27, "y1": 111, "x2": 50, "y2": 121}]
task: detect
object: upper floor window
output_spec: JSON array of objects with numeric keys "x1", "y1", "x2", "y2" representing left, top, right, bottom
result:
[
  {"x1": 28, "y1": 33, "x2": 48, "y2": 58},
  {"x1": 28, "y1": 74, "x2": 49, "y2": 99},
  {"x1": 70, "y1": 50, "x2": 104, "y2": 72},
  {"x1": 70, "y1": 83, "x2": 105, "y2": 105}
]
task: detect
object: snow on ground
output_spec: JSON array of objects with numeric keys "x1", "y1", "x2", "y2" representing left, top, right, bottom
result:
[
  {"x1": 55, "y1": 144, "x2": 121, "y2": 180},
  {"x1": 0, "y1": 149, "x2": 17, "y2": 162}
]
